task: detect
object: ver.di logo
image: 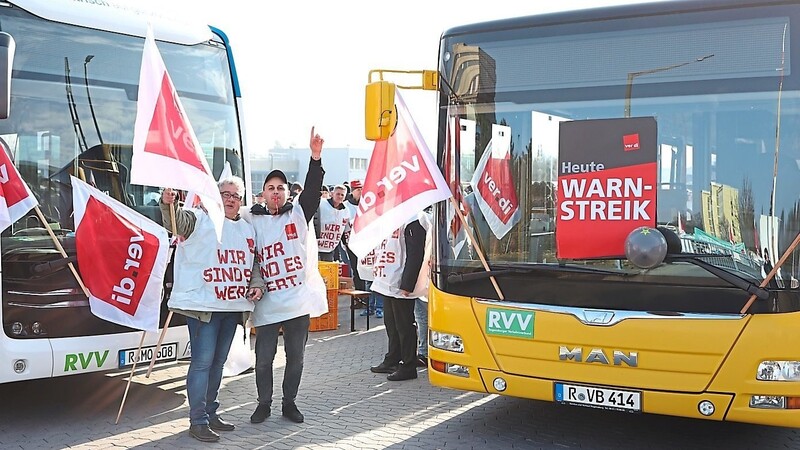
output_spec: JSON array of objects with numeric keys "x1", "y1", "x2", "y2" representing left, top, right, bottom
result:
[{"x1": 486, "y1": 308, "x2": 534, "y2": 338}]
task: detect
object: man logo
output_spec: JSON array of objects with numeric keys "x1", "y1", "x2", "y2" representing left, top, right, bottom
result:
[{"x1": 559, "y1": 346, "x2": 638, "y2": 367}]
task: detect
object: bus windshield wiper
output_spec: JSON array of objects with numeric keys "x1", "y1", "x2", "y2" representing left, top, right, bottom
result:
[
  {"x1": 447, "y1": 263, "x2": 631, "y2": 284},
  {"x1": 665, "y1": 254, "x2": 770, "y2": 301}
]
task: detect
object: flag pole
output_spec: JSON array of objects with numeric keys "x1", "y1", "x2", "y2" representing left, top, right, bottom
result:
[
  {"x1": 146, "y1": 202, "x2": 178, "y2": 378},
  {"x1": 116, "y1": 196, "x2": 179, "y2": 422},
  {"x1": 115, "y1": 330, "x2": 147, "y2": 424},
  {"x1": 32, "y1": 205, "x2": 89, "y2": 298},
  {"x1": 449, "y1": 196, "x2": 504, "y2": 300},
  {"x1": 740, "y1": 230, "x2": 800, "y2": 313}
]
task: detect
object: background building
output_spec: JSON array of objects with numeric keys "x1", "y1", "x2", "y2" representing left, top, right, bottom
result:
[{"x1": 250, "y1": 146, "x2": 371, "y2": 197}]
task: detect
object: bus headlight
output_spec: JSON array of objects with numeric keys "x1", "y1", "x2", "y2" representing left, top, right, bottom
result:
[
  {"x1": 757, "y1": 361, "x2": 800, "y2": 381},
  {"x1": 750, "y1": 395, "x2": 786, "y2": 409},
  {"x1": 13, "y1": 359, "x2": 26, "y2": 373},
  {"x1": 430, "y1": 330, "x2": 464, "y2": 353},
  {"x1": 10, "y1": 322, "x2": 24, "y2": 336},
  {"x1": 31, "y1": 322, "x2": 44, "y2": 335}
]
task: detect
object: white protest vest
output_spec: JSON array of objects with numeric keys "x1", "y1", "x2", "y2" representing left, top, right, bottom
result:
[
  {"x1": 371, "y1": 213, "x2": 431, "y2": 299},
  {"x1": 357, "y1": 248, "x2": 376, "y2": 282},
  {"x1": 169, "y1": 209, "x2": 256, "y2": 312},
  {"x1": 344, "y1": 202, "x2": 358, "y2": 251},
  {"x1": 317, "y1": 200, "x2": 350, "y2": 254},
  {"x1": 345, "y1": 201, "x2": 358, "y2": 224},
  {"x1": 246, "y1": 204, "x2": 328, "y2": 326}
]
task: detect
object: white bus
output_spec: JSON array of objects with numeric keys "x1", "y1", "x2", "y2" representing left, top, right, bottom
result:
[{"x1": 0, "y1": 0, "x2": 251, "y2": 383}]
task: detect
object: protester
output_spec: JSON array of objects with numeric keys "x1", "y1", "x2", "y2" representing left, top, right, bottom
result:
[
  {"x1": 321, "y1": 184, "x2": 330, "y2": 200},
  {"x1": 357, "y1": 247, "x2": 382, "y2": 317},
  {"x1": 369, "y1": 213, "x2": 428, "y2": 381},
  {"x1": 316, "y1": 184, "x2": 350, "y2": 262},
  {"x1": 415, "y1": 296, "x2": 428, "y2": 366},
  {"x1": 245, "y1": 126, "x2": 327, "y2": 425},
  {"x1": 160, "y1": 177, "x2": 264, "y2": 443},
  {"x1": 345, "y1": 179, "x2": 362, "y2": 206},
  {"x1": 345, "y1": 180, "x2": 365, "y2": 292},
  {"x1": 289, "y1": 182, "x2": 303, "y2": 202}
]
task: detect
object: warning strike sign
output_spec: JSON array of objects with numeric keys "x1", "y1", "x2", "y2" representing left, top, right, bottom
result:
[{"x1": 556, "y1": 117, "x2": 657, "y2": 259}]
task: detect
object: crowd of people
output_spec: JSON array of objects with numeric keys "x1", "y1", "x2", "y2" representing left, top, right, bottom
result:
[{"x1": 159, "y1": 127, "x2": 430, "y2": 443}]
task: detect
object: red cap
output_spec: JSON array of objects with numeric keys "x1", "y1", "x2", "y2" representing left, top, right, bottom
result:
[{"x1": 350, "y1": 180, "x2": 363, "y2": 189}]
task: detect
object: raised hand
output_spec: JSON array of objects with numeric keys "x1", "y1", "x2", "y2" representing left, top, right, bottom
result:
[{"x1": 309, "y1": 126, "x2": 324, "y2": 160}]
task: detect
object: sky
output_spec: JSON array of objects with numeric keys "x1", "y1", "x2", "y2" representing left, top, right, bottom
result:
[{"x1": 146, "y1": 0, "x2": 653, "y2": 155}]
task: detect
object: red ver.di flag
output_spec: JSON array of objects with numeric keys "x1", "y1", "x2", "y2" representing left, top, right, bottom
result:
[
  {"x1": 0, "y1": 141, "x2": 37, "y2": 231},
  {"x1": 72, "y1": 176, "x2": 169, "y2": 332},
  {"x1": 469, "y1": 124, "x2": 521, "y2": 239},
  {"x1": 348, "y1": 91, "x2": 451, "y2": 258},
  {"x1": 556, "y1": 117, "x2": 657, "y2": 259},
  {"x1": 130, "y1": 26, "x2": 223, "y2": 240}
]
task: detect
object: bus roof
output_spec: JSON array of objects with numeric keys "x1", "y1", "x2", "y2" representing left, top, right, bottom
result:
[
  {"x1": 10, "y1": 0, "x2": 214, "y2": 45},
  {"x1": 441, "y1": 0, "x2": 797, "y2": 38}
]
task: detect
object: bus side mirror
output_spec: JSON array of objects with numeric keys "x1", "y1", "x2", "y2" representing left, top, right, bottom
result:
[
  {"x1": 364, "y1": 81, "x2": 396, "y2": 141},
  {"x1": 0, "y1": 32, "x2": 15, "y2": 119}
]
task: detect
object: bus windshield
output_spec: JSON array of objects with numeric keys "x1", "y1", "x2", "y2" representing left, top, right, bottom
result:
[
  {"x1": 0, "y1": 5, "x2": 244, "y2": 340},
  {"x1": 437, "y1": 3, "x2": 800, "y2": 311},
  {"x1": 1, "y1": 6, "x2": 242, "y2": 232}
]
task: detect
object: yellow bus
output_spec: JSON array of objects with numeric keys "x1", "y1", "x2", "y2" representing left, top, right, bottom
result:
[{"x1": 367, "y1": 0, "x2": 800, "y2": 427}]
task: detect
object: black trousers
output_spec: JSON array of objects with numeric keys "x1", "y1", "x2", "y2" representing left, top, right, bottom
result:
[
  {"x1": 346, "y1": 247, "x2": 365, "y2": 290},
  {"x1": 381, "y1": 295, "x2": 417, "y2": 369}
]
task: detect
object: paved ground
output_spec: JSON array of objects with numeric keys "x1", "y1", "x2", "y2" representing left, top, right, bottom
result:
[{"x1": 0, "y1": 295, "x2": 798, "y2": 449}]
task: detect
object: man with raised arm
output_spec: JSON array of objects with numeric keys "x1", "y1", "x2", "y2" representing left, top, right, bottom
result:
[{"x1": 245, "y1": 127, "x2": 327, "y2": 425}]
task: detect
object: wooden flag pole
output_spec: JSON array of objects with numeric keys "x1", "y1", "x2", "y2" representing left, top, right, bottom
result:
[
  {"x1": 449, "y1": 196, "x2": 505, "y2": 300},
  {"x1": 740, "y1": 231, "x2": 800, "y2": 314},
  {"x1": 118, "y1": 197, "x2": 178, "y2": 422},
  {"x1": 33, "y1": 205, "x2": 89, "y2": 298},
  {"x1": 146, "y1": 201, "x2": 178, "y2": 378},
  {"x1": 145, "y1": 310, "x2": 173, "y2": 378},
  {"x1": 115, "y1": 330, "x2": 147, "y2": 424}
]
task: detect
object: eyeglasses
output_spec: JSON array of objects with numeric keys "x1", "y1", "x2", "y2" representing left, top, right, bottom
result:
[{"x1": 220, "y1": 192, "x2": 242, "y2": 200}]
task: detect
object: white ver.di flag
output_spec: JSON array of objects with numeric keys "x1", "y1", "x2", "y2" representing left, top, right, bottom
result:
[
  {"x1": 469, "y1": 124, "x2": 521, "y2": 239},
  {"x1": 130, "y1": 26, "x2": 224, "y2": 240}
]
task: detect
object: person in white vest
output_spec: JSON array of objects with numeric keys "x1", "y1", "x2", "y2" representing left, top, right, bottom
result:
[
  {"x1": 369, "y1": 212, "x2": 429, "y2": 381},
  {"x1": 244, "y1": 126, "x2": 328, "y2": 425},
  {"x1": 345, "y1": 179, "x2": 367, "y2": 294},
  {"x1": 316, "y1": 184, "x2": 350, "y2": 262},
  {"x1": 160, "y1": 176, "x2": 264, "y2": 443},
  {"x1": 357, "y1": 247, "x2": 382, "y2": 317}
]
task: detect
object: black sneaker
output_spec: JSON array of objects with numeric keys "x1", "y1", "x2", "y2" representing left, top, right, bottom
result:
[
  {"x1": 282, "y1": 402, "x2": 304, "y2": 423},
  {"x1": 387, "y1": 368, "x2": 418, "y2": 381},
  {"x1": 417, "y1": 354, "x2": 428, "y2": 367},
  {"x1": 370, "y1": 361, "x2": 399, "y2": 374},
  {"x1": 188, "y1": 424, "x2": 220, "y2": 442},
  {"x1": 250, "y1": 403, "x2": 271, "y2": 424},
  {"x1": 208, "y1": 415, "x2": 235, "y2": 432}
]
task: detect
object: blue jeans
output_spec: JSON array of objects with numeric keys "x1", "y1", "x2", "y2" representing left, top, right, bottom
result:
[
  {"x1": 185, "y1": 312, "x2": 240, "y2": 425},
  {"x1": 415, "y1": 298, "x2": 428, "y2": 357},
  {"x1": 365, "y1": 280, "x2": 382, "y2": 312}
]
